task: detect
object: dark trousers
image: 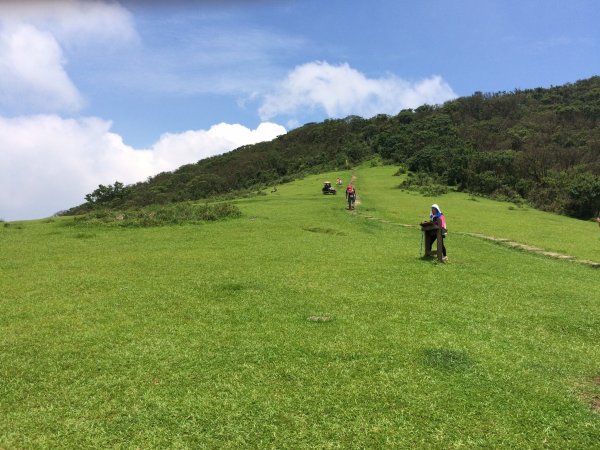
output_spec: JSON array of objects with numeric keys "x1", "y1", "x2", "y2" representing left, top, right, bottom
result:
[
  {"x1": 347, "y1": 195, "x2": 355, "y2": 209},
  {"x1": 431, "y1": 234, "x2": 446, "y2": 256}
]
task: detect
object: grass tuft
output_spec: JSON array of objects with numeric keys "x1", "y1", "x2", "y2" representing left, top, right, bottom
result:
[
  {"x1": 421, "y1": 348, "x2": 474, "y2": 371},
  {"x1": 302, "y1": 226, "x2": 346, "y2": 236},
  {"x1": 74, "y1": 232, "x2": 96, "y2": 239},
  {"x1": 306, "y1": 315, "x2": 333, "y2": 322}
]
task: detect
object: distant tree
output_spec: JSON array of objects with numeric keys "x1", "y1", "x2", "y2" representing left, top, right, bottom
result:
[{"x1": 85, "y1": 181, "x2": 128, "y2": 205}]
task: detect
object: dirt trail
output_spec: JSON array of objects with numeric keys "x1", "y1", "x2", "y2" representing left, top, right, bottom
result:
[{"x1": 462, "y1": 232, "x2": 600, "y2": 268}]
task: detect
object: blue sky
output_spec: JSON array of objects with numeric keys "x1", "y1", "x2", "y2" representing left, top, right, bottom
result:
[{"x1": 1, "y1": 0, "x2": 599, "y2": 220}]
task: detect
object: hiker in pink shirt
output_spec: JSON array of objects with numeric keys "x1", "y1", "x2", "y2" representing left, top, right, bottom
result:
[{"x1": 429, "y1": 204, "x2": 448, "y2": 261}]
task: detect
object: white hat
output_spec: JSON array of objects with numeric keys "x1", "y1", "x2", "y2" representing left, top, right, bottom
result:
[{"x1": 431, "y1": 204, "x2": 441, "y2": 213}]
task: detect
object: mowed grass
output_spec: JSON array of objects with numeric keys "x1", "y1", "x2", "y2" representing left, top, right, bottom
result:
[{"x1": 1, "y1": 167, "x2": 599, "y2": 449}]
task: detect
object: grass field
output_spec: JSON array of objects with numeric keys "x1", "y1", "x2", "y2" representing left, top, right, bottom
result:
[{"x1": 1, "y1": 165, "x2": 599, "y2": 449}]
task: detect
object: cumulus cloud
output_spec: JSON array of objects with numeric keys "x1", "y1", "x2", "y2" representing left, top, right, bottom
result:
[
  {"x1": 0, "y1": 0, "x2": 138, "y2": 47},
  {"x1": 150, "y1": 122, "x2": 287, "y2": 170},
  {"x1": 259, "y1": 61, "x2": 458, "y2": 121},
  {"x1": 0, "y1": 116, "x2": 286, "y2": 221},
  {"x1": 0, "y1": 24, "x2": 83, "y2": 112},
  {"x1": 0, "y1": 0, "x2": 137, "y2": 113}
]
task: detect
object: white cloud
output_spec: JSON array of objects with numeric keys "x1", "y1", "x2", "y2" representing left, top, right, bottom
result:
[
  {"x1": 0, "y1": 0, "x2": 138, "y2": 113},
  {"x1": 0, "y1": 116, "x2": 286, "y2": 221},
  {"x1": 259, "y1": 61, "x2": 458, "y2": 120},
  {"x1": 0, "y1": 0, "x2": 138, "y2": 47},
  {"x1": 150, "y1": 122, "x2": 287, "y2": 170},
  {"x1": 0, "y1": 24, "x2": 83, "y2": 112}
]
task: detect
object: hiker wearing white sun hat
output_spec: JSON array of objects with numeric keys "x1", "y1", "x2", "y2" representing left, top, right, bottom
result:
[{"x1": 429, "y1": 204, "x2": 447, "y2": 261}]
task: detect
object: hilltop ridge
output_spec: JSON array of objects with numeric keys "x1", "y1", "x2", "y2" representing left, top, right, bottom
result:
[{"x1": 68, "y1": 76, "x2": 600, "y2": 219}]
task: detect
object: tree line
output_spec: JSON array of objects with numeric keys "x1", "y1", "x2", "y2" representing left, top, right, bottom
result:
[{"x1": 67, "y1": 76, "x2": 600, "y2": 220}]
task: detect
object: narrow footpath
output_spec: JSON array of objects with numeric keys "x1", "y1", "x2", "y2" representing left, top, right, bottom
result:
[{"x1": 355, "y1": 210, "x2": 600, "y2": 269}]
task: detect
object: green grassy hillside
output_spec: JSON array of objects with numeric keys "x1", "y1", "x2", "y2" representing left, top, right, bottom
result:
[{"x1": 2, "y1": 167, "x2": 599, "y2": 448}]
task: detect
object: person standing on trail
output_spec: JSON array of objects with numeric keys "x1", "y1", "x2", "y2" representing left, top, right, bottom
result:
[
  {"x1": 345, "y1": 184, "x2": 356, "y2": 210},
  {"x1": 430, "y1": 203, "x2": 448, "y2": 261}
]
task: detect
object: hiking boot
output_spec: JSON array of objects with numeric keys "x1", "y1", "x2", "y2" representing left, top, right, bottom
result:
[{"x1": 442, "y1": 256, "x2": 449, "y2": 263}]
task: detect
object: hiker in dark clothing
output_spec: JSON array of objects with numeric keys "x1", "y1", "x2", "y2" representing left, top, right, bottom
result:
[{"x1": 345, "y1": 184, "x2": 356, "y2": 210}]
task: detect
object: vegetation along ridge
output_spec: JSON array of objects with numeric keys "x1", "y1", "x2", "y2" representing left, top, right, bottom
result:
[{"x1": 66, "y1": 76, "x2": 600, "y2": 221}]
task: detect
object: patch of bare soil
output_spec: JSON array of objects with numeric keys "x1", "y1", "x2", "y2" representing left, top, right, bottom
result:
[
  {"x1": 593, "y1": 382, "x2": 600, "y2": 412},
  {"x1": 576, "y1": 377, "x2": 600, "y2": 412}
]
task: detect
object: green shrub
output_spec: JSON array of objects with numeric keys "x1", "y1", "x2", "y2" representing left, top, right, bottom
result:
[
  {"x1": 393, "y1": 165, "x2": 408, "y2": 176},
  {"x1": 490, "y1": 186, "x2": 524, "y2": 204},
  {"x1": 368, "y1": 155, "x2": 384, "y2": 167},
  {"x1": 73, "y1": 202, "x2": 241, "y2": 227},
  {"x1": 527, "y1": 168, "x2": 600, "y2": 219},
  {"x1": 399, "y1": 172, "x2": 449, "y2": 196},
  {"x1": 418, "y1": 184, "x2": 450, "y2": 196}
]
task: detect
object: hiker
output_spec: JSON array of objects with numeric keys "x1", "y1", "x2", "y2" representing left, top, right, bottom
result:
[
  {"x1": 345, "y1": 184, "x2": 356, "y2": 210},
  {"x1": 429, "y1": 203, "x2": 448, "y2": 261}
]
